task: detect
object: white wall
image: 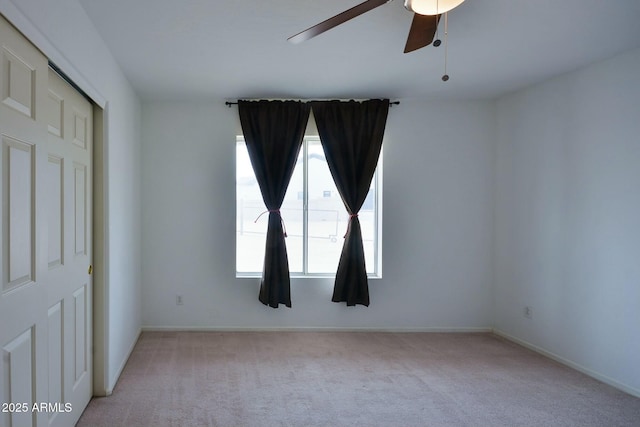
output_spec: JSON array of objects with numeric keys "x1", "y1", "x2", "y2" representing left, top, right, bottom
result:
[
  {"x1": 0, "y1": 0, "x2": 142, "y2": 393},
  {"x1": 494, "y1": 48, "x2": 640, "y2": 396},
  {"x1": 141, "y1": 99, "x2": 495, "y2": 330}
]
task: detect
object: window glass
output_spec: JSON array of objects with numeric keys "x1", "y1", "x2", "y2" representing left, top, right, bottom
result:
[{"x1": 236, "y1": 137, "x2": 380, "y2": 276}]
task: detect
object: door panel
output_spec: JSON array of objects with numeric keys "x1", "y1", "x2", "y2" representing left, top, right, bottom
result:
[
  {"x1": 5, "y1": 137, "x2": 35, "y2": 289},
  {"x1": 47, "y1": 67, "x2": 93, "y2": 427},
  {"x1": 73, "y1": 162, "x2": 87, "y2": 256},
  {"x1": 47, "y1": 301, "x2": 64, "y2": 420},
  {"x1": 1, "y1": 14, "x2": 93, "y2": 427},
  {"x1": 73, "y1": 284, "x2": 88, "y2": 385},
  {"x1": 2, "y1": 328, "x2": 36, "y2": 427},
  {"x1": 46, "y1": 155, "x2": 64, "y2": 269},
  {"x1": 1, "y1": 14, "x2": 49, "y2": 427},
  {"x1": 1, "y1": 45, "x2": 36, "y2": 119}
]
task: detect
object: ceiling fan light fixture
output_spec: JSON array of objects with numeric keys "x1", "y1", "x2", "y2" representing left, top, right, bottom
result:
[{"x1": 404, "y1": 0, "x2": 465, "y2": 15}]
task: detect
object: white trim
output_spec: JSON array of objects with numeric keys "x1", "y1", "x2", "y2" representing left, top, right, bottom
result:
[
  {"x1": 105, "y1": 328, "x2": 141, "y2": 395},
  {"x1": 142, "y1": 326, "x2": 493, "y2": 333},
  {"x1": 493, "y1": 329, "x2": 640, "y2": 399},
  {"x1": 100, "y1": 101, "x2": 111, "y2": 390}
]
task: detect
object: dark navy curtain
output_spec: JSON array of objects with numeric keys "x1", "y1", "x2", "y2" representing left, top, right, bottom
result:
[
  {"x1": 311, "y1": 99, "x2": 389, "y2": 306},
  {"x1": 238, "y1": 100, "x2": 310, "y2": 308}
]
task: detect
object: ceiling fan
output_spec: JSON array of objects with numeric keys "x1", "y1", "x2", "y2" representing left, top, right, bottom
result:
[{"x1": 288, "y1": 0, "x2": 466, "y2": 53}]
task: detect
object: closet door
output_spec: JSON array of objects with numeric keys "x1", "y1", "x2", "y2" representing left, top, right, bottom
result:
[
  {"x1": 46, "y1": 67, "x2": 93, "y2": 427},
  {"x1": 0, "y1": 14, "x2": 93, "y2": 427}
]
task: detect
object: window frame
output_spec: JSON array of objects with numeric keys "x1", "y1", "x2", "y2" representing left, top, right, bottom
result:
[{"x1": 236, "y1": 135, "x2": 382, "y2": 279}]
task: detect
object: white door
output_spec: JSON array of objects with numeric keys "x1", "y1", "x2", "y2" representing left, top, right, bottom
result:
[
  {"x1": 0, "y1": 15, "x2": 93, "y2": 427},
  {"x1": 45, "y1": 67, "x2": 93, "y2": 427}
]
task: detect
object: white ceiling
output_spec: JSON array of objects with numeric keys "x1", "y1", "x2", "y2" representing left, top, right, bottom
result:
[{"x1": 77, "y1": 0, "x2": 640, "y2": 101}]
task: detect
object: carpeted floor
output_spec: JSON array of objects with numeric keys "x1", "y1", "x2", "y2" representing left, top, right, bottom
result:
[{"x1": 76, "y1": 331, "x2": 640, "y2": 427}]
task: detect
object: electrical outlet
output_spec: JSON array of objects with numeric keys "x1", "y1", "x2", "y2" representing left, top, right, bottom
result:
[
  {"x1": 176, "y1": 294, "x2": 184, "y2": 306},
  {"x1": 524, "y1": 306, "x2": 532, "y2": 319}
]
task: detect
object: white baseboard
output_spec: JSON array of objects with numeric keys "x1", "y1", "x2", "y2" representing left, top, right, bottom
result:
[
  {"x1": 141, "y1": 326, "x2": 493, "y2": 333},
  {"x1": 106, "y1": 328, "x2": 142, "y2": 395},
  {"x1": 493, "y1": 329, "x2": 640, "y2": 399}
]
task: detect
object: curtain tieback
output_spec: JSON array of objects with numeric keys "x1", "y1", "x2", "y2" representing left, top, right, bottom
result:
[
  {"x1": 344, "y1": 213, "x2": 358, "y2": 238},
  {"x1": 255, "y1": 209, "x2": 288, "y2": 238}
]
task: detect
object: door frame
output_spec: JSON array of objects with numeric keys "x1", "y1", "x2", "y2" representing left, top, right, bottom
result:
[{"x1": 92, "y1": 101, "x2": 110, "y2": 396}]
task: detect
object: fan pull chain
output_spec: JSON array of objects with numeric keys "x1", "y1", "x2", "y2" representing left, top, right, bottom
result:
[{"x1": 442, "y1": 12, "x2": 450, "y2": 82}]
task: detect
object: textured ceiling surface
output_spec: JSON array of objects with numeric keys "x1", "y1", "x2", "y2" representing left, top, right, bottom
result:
[{"x1": 78, "y1": 0, "x2": 640, "y2": 101}]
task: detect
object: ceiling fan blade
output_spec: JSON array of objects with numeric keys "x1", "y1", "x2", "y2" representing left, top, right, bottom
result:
[
  {"x1": 288, "y1": 0, "x2": 391, "y2": 44},
  {"x1": 403, "y1": 13, "x2": 440, "y2": 53}
]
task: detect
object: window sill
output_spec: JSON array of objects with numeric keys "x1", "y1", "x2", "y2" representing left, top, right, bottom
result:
[{"x1": 236, "y1": 274, "x2": 382, "y2": 280}]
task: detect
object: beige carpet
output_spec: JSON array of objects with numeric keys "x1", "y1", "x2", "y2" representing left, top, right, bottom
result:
[{"x1": 76, "y1": 331, "x2": 640, "y2": 426}]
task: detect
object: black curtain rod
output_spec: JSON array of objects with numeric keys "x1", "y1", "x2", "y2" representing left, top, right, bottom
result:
[{"x1": 225, "y1": 100, "x2": 400, "y2": 108}]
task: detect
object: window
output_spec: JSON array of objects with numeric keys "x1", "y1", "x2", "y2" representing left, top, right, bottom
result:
[{"x1": 236, "y1": 136, "x2": 382, "y2": 277}]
